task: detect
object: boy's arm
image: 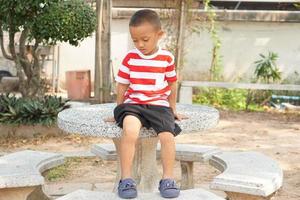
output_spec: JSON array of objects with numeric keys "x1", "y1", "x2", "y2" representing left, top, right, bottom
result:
[
  {"x1": 168, "y1": 81, "x2": 177, "y2": 114},
  {"x1": 104, "y1": 83, "x2": 128, "y2": 122},
  {"x1": 168, "y1": 81, "x2": 188, "y2": 121},
  {"x1": 166, "y1": 54, "x2": 188, "y2": 121},
  {"x1": 116, "y1": 83, "x2": 129, "y2": 105}
]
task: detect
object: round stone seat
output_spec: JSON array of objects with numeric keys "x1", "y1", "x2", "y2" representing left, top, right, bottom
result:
[{"x1": 57, "y1": 103, "x2": 219, "y2": 138}]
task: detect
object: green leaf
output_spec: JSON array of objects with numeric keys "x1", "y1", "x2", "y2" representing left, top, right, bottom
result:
[
  {"x1": 8, "y1": 105, "x2": 16, "y2": 115},
  {"x1": 0, "y1": 94, "x2": 68, "y2": 126}
]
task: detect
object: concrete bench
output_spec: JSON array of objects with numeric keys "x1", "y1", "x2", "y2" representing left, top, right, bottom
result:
[
  {"x1": 0, "y1": 150, "x2": 64, "y2": 200},
  {"x1": 91, "y1": 143, "x2": 221, "y2": 190},
  {"x1": 56, "y1": 188, "x2": 225, "y2": 200},
  {"x1": 168, "y1": 144, "x2": 221, "y2": 190},
  {"x1": 209, "y1": 151, "x2": 283, "y2": 200}
]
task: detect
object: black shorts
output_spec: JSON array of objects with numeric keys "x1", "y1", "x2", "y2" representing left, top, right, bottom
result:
[{"x1": 113, "y1": 104, "x2": 181, "y2": 136}]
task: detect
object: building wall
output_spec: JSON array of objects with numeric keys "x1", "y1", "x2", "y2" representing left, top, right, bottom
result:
[
  {"x1": 1, "y1": 16, "x2": 300, "y2": 90},
  {"x1": 55, "y1": 34, "x2": 96, "y2": 89},
  {"x1": 56, "y1": 19, "x2": 300, "y2": 89},
  {"x1": 183, "y1": 21, "x2": 300, "y2": 82}
]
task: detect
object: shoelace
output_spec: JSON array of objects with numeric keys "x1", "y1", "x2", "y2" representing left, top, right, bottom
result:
[
  {"x1": 160, "y1": 180, "x2": 178, "y2": 190},
  {"x1": 166, "y1": 181, "x2": 175, "y2": 188},
  {"x1": 119, "y1": 182, "x2": 136, "y2": 190}
]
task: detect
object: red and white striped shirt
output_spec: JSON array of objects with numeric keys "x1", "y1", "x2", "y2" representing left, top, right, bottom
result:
[{"x1": 115, "y1": 47, "x2": 177, "y2": 107}]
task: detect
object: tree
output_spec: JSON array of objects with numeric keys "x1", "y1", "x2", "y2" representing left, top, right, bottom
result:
[{"x1": 0, "y1": 0, "x2": 96, "y2": 98}]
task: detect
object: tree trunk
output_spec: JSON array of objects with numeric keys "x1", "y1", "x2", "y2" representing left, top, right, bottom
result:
[{"x1": 15, "y1": 45, "x2": 42, "y2": 98}]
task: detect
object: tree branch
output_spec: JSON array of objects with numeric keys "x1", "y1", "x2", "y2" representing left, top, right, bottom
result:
[
  {"x1": 0, "y1": 25, "x2": 13, "y2": 60},
  {"x1": 32, "y1": 39, "x2": 41, "y2": 64},
  {"x1": 30, "y1": 39, "x2": 42, "y2": 97},
  {"x1": 32, "y1": 39, "x2": 41, "y2": 78},
  {"x1": 18, "y1": 28, "x2": 32, "y2": 78},
  {"x1": 7, "y1": 28, "x2": 27, "y2": 94},
  {"x1": 19, "y1": 28, "x2": 29, "y2": 58},
  {"x1": 8, "y1": 31, "x2": 16, "y2": 59}
]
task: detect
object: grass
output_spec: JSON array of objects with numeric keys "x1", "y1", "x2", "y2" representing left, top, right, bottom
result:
[{"x1": 44, "y1": 157, "x2": 83, "y2": 181}]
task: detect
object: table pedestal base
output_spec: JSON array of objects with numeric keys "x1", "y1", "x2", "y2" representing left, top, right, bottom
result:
[{"x1": 113, "y1": 137, "x2": 160, "y2": 193}]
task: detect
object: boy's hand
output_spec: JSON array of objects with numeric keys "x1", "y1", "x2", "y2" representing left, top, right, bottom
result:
[
  {"x1": 104, "y1": 117, "x2": 115, "y2": 123},
  {"x1": 174, "y1": 113, "x2": 189, "y2": 121}
]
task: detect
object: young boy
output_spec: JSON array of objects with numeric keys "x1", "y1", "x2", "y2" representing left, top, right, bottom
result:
[{"x1": 114, "y1": 9, "x2": 183, "y2": 199}]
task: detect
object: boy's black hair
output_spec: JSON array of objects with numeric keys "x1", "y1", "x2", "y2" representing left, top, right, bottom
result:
[{"x1": 129, "y1": 9, "x2": 161, "y2": 30}]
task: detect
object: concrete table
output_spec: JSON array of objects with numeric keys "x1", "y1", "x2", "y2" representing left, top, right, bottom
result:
[{"x1": 57, "y1": 103, "x2": 219, "y2": 192}]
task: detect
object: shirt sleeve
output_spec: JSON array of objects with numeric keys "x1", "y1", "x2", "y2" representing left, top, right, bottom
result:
[
  {"x1": 115, "y1": 54, "x2": 130, "y2": 84},
  {"x1": 165, "y1": 54, "x2": 177, "y2": 82}
]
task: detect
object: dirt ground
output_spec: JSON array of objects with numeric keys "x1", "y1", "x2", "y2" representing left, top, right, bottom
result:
[{"x1": 0, "y1": 110, "x2": 299, "y2": 199}]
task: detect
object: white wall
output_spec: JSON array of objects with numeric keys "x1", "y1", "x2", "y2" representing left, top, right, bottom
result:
[
  {"x1": 56, "y1": 19, "x2": 300, "y2": 88},
  {"x1": 55, "y1": 19, "x2": 132, "y2": 89},
  {"x1": 110, "y1": 19, "x2": 133, "y2": 81},
  {"x1": 3, "y1": 19, "x2": 299, "y2": 89},
  {"x1": 56, "y1": 34, "x2": 95, "y2": 88},
  {"x1": 183, "y1": 21, "x2": 300, "y2": 82}
]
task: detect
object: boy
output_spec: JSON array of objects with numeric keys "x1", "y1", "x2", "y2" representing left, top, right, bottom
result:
[{"x1": 113, "y1": 9, "x2": 183, "y2": 199}]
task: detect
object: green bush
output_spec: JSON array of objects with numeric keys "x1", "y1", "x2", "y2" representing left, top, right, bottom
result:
[
  {"x1": 0, "y1": 94, "x2": 69, "y2": 125},
  {"x1": 193, "y1": 88, "x2": 264, "y2": 111},
  {"x1": 254, "y1": 52, "x2": 281, "y2": 83}
]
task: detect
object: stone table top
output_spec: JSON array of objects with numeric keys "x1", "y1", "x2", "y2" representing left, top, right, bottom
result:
[{"x1": 57, "y1": 103, "x2": 219, "y2": 138}]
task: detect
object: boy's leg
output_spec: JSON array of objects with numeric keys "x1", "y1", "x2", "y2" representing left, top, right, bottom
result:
[
  {"x1": 158, "y1": 131, "x2": 180, "y2": 198},
  {"x1": 158, "y1": 132, "x2": 176, "y2": 179},
  {"x1": 120, "y1": 115, "x2": 142, "y2": 179}
]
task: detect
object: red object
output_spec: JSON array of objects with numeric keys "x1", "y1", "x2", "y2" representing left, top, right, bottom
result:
[
  {"x1": 66, "y1": 70, "x2": 91, "y2": 100},
  {"x1": 115, "y1": 48, "x2": 177, "y2": 107}
]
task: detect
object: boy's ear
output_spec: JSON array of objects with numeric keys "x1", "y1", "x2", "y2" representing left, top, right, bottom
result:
[{"x1": 158, "y1": 30, "x2": 165, "y2": 39}]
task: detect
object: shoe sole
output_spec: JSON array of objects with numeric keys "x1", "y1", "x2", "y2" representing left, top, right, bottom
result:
[
  {"x1": 160, "y1": 190, "x2": 180, "y2": 198},
  {"x1": 118, "y1": 191, "x2": 137, "y2": 199}
]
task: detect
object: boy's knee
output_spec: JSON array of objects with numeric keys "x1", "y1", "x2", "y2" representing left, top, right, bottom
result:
[
  {"x1": 158, "y1": 132, "x2": 174, "y2": 144},
  {"x1": 122, "y1": 115, "x2": 141, "y2": 136},
  {"x1": 123, "y1": 115, "x2": 141, "y2": 128}
]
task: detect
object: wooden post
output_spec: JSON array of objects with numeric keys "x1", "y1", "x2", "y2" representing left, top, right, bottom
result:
[
  {"x1": 176, "y1": 0, "x2": 187, "y2": 101},
  {"x1": 175, "y1": 0, "x2": 186, "y2": 76},
  {"x1": 94, "y1": 0, "x2": 103, "y2": 102},
  {"x1": 102, "y1": 0, "x2": 112, "y2": 103},
  {"x1": 94, "y1": 0, "x2": 112, "y2": 103}
]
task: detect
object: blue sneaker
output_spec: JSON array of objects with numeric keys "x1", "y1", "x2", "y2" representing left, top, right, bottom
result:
[
  {"x1": 118, "y1": 178, "x2": 137, "y2": 199},
  {"x1": 158, "y1": 179, "x2": 180, "y2": 198}
]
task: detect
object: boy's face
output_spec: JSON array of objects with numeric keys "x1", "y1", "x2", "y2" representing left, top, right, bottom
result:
[{"x1": 129, "y1": 22, "x2": 163, "y2": 56}]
